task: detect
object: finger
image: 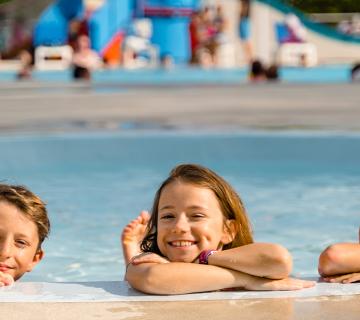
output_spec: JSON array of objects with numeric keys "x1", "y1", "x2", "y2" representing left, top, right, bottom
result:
[
  {"x1": 131, "y1": 253, "x2": 158, "y2": 264},
  {"x1": 3, "y1": 276, "x2": 14, "y2": 286},
  {"x1": 140, "y1": 210, "x2": 150, "y2": 221},
  {"x1": 342, "y1": 274, "x2": 360, "y2": 284},
  {"x1": 329, "y1": 275, "x2": 349, "y2": 283},
  {"x1": 302, "y1": 280, "x2": 316, "y2": 288},
  {"x1": 321, "y1": 275, "x2": 342, "y2": 283}
]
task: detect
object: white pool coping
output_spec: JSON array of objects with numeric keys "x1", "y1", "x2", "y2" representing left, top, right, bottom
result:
[{"x1": 1, "y1": 279, "x2": 360, "y2": 302}]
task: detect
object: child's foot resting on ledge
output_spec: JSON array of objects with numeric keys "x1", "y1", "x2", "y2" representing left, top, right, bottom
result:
[
  {"x1": 121, "y1": 210, "x2": 150, "y2": 265},
  {"x1": 0, "y1": 272, "x2": 14, "y2": 287}
]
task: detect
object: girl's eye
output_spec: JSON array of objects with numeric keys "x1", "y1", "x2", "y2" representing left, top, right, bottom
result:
[
  {"x1": 192, "y1": 213, "x2": 205, "y2": 219},
  {"x1": 160, "y1": 214, "x2": 175, "y2": 220}
]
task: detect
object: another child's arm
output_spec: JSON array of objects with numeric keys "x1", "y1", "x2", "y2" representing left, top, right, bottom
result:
[
  {"x1": 207, "y1": 243, "x2": 293, "y2": 279},
  {"x1": 318, "y1": 242, "x2": 360, "y2": 283},
  {"x1": 126, "y1": 254, "x2": 314, "y2": 295},
  {"x1": 0, "y1": 272, "x2": 14, "y2": 287}
]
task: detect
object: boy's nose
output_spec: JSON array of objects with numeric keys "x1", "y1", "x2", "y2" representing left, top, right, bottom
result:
[{"x1": 0, "y1": 241, "x2": 12, "y2": 259}]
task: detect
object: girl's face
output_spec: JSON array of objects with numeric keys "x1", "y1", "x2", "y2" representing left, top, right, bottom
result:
[{"x1": 156, "y1": 181, "x2": 233, "y2": 262}]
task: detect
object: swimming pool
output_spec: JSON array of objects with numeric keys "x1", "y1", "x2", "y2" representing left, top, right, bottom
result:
[
  {"x1": 1, "y1": 131, "x2": 359, "y2": 281},
  {"x1": 0, "y1": 64, "x2": 352, "y2": 84}
]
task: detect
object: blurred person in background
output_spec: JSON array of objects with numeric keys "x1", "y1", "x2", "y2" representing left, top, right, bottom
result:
[
  {"x1": 238, "y1": 0, "x2": 253, "y2": 63},
  {"x1": 16, "y1": 49, "x2": 33, "y2": 80},
  {"x1": 351, "y1": 63, "x2": 360, "y2": 82},
  {"x1": 72, "y1": 34, "x2": 101, "y2": 80}
]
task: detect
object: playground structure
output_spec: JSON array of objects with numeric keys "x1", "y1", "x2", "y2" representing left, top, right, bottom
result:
[
  {"x1": 33, "y1": 0, "x2": 200, "y2": 70},
  {"x1": 31, "y1": 0, "x2": 360, "y2": 70}
]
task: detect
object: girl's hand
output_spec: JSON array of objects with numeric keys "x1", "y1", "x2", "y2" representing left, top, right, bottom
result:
[
  {"x1": 0, "y1": 272, "x2": 14, "y2": 287},
  {"x1": 245, "y1": 277, "x2": 315, "y2": 291},
  {"x1": 130, "y1": 252, "x2": 170, "y2": 266},
  {"x1": 323, "y1": 272, "x2": 360, "y2": 284}
]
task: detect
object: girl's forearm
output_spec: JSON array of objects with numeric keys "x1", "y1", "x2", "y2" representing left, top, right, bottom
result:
[
  {"x1": 126, "y1": 262, "x2": 314, "y2": 295},
  {"x1": 126, "y1": 262, "x2": 249, "y2": 295},
  {"x1": 208, "y1": 243, "x2": 293, "y2": 279}
]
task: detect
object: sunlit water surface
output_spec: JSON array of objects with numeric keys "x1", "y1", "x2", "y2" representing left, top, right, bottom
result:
[{"x1": 0, "y1": 131, "x2": 359, "y2": 281}]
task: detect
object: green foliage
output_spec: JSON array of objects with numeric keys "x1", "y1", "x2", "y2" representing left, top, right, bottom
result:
[
  {"x1": 284, "y1": 0, "x2": 360, "y2": 13},
  {"x1": 0, "y1": 0, "x2": 12, "y2": 3}
]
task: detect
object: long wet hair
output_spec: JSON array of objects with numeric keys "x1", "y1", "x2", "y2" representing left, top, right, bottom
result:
[{"x1": 140, "y1": 164, "x2": 253, "y2": 256}]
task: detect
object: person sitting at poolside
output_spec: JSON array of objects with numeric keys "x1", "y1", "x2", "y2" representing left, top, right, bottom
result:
[
  {"x1": 72, "y1": 35, "x2": 101, "y2": 81},
  {"x1": 249, "y1": 59, "x2": 266, "y2": 82},
  {"x1": 351, "y1": 63, "x2": 360, "y2": 82},
  {"x1": 318, "y1": 227, "x2": 360, "y2": 284},
  {"x1": 0, "y1": 184, "x2": 50, "y2": 286},
  {"x1": 122, "y1": 164, "x2": 314, "y2": 294}
]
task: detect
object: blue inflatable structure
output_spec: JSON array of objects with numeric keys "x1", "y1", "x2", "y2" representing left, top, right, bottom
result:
[
  {"x1": 34, "y1": 0, "x2": 200, "y2": 62},
  {"x1": 140, "y1": 0, "x2": 200, "y2": 63},
  {"x1": 33, "y1": 0, "x2": 84, "y2": 47}
]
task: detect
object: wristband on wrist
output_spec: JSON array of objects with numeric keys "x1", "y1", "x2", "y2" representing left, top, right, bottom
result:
[{"x1": 199, "y1": 249, "x2": 217, "y2": 264}]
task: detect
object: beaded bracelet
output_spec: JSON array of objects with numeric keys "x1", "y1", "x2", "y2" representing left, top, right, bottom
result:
[{"x1": 199, "y1": 249, "x2": 217, "y2": 264}]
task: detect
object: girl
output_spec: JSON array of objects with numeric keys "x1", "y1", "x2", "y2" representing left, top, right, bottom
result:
[
  {"x1": 124, "y1": 164, "x2": 314, "y2": 294},
  {"x1": 318, "y1": 227, "x2": 360, "y2": 283}
]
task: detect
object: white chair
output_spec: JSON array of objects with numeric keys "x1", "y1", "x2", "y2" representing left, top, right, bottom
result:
[{"x1": 35, "y1": 45, "x2": 73, "y2": 71}]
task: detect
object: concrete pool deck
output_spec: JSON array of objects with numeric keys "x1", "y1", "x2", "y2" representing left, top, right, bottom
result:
[
  {"x1": 0, "y1": 82, "x2": 359, "y2": 133},
  {"x1": 1, "y1": 296, "x2": 360, "y2": 320},
  {"x1": 1, "y1": 281, "x2": 360, "y2": 319}
]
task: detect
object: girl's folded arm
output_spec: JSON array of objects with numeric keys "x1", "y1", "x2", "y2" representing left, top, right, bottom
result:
[
  {"x1": 126, "y1": 262, "x2": 243, "y2": 295},
  {"x1": 125, "y1": 261, "x2": 314, "y2": 295},
  {"x1": 208, "y1": 243, "x2": 293, "y2": 279}
]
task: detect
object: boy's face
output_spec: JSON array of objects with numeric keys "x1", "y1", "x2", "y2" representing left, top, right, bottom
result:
[{"x1": 0, "y1": 201, "x2": 43, "y2": 281}]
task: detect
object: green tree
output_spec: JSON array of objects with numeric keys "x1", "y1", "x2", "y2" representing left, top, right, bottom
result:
[{"x1": 284, "y1": 0, "x2": 360, "y2": 13}]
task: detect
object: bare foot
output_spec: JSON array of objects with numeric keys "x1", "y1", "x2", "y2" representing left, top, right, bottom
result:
[{"x1": 121, "y1": 210, "x2": 150, "y2": 265}]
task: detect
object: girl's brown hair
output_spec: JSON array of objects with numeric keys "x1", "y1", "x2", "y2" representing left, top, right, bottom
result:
[
  {"x1": 140, "y1": 164, "x2": 253, "y2": 255},
  {"x1": 0, "y1": 184, "x2": 50, "y2": 248}
]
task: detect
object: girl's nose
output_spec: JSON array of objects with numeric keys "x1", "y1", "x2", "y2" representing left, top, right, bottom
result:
[{"x1": 173, "y1": 214, "x2": 190, "y2": 233}]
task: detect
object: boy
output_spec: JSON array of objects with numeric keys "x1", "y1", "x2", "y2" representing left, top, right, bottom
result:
[
  {"x1": 318, "y1": 227, "x2": 360, "y2": 283},
  {"x1": 0, "y1": 184, "x2": 50, "y2": 286}
]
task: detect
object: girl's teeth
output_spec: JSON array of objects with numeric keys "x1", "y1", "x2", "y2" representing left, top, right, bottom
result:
[{"x1": 172, "y1": 241, "x2": 193, "y2": 247}]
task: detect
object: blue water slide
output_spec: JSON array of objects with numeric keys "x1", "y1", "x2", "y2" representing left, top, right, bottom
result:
[
  {"x1": 89, "y1": 0, "x2": 133, "y2": 53},
  {"x1": 33, "y1": 0, "x2": 84, "y2": 47},
  {"x1": 257, "y1": 0, "x2": 360, "y2": 44},
  {"x1": 139, "y1": 0, "x2": 200, "y2": 63}
]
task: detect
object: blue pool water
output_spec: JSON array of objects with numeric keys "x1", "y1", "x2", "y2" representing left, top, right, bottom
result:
[
  {"x1": 0, "y1": 64, "x2": 352, "y2": 84},
  {"x1": 0, "y1": 131, "x2": 359, "y2": 281}
]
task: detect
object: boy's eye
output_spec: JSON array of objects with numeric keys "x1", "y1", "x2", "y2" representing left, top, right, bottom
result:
[{"x1": 15, "y1": 240, "x2": 29, "y2": 248}]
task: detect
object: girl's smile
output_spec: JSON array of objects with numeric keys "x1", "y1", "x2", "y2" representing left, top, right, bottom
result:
[{"x1": 157, "y1": 181, "x2": 232, "y2": 262}]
